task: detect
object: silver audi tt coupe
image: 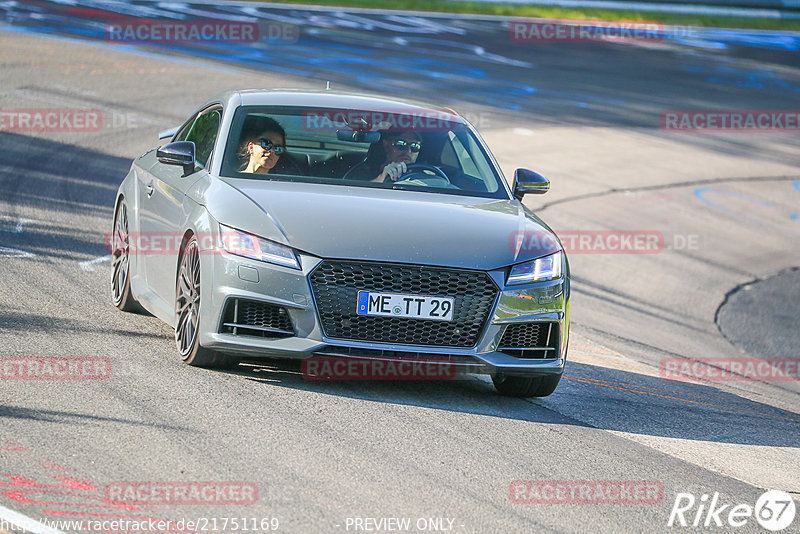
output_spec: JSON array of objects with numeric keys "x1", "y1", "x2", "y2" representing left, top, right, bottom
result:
[{"x1": 111, "y1": 89, "x2": 570, "y2": 397}]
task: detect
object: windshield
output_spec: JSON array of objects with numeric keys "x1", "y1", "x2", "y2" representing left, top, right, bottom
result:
[{"x1": 220, "y1": 105, "x2": 509, "y2": 199}]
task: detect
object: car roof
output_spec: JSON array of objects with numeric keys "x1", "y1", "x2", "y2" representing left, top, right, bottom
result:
[{"x1": 213, "y1": 89, "x2": 466, "y2": 124}]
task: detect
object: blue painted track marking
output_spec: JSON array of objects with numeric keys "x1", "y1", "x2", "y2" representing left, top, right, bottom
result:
[
  {"x1": 694, "y1": 186, "x2": 800, "y2": 233},
  {"x1": 5, "y1": 0, "x2": 798, "y2": 115}
]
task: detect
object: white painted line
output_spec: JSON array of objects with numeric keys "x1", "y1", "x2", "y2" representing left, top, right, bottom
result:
[
  {"x1": 0, "y1": 217, "x2": 32, "y2": 234},
  {"x1": 0, "y1": 503, "x2": 66, "y2": 534},
  {"x1": 79, "y1": 254, "x2": 112, "y2": 271},
  {"x1": 514, "y1": 127, "x2": 535, "y2": 136},
  {"x1": 14, "y1": 219, "x2": 30, "y2": 233},
  {"x1": 0, "y1": 246, "x2": 35, "y2": 259}
]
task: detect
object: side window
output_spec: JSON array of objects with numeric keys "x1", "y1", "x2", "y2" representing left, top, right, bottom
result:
[
  {"x1": 448, "y1": 132, "x2": 480, "y2": 176},
  {"x1": 440, "y1": 139, "x2": 459, "y2": 168},
  {"x1": 184, "y1": 108, "x2": 222, "y2": 169},
  {"x1": 172, "y1": 114, "x2": 197, "y2": 142},
  {"x1": 448, "y1": 131, "x2": 498, "y2": 193}
]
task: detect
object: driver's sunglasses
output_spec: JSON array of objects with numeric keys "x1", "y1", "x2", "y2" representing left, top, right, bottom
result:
[
  {"x1": 390, "y1": 139, "x2": 421, "y2": 153},
  {"x1": 258, "y1": 138, "x2": 286, "y2": 155}
]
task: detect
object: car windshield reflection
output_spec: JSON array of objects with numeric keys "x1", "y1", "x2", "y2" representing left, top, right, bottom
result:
[{"x1": 219, "y1": 106, "x2": 508, "y2": 199}]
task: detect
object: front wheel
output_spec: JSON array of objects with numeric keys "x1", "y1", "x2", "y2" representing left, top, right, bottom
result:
[
  {"x1": 175, "y1": 236, "x2": 236, "y2": 369},
  {"x1": 492, "y1": 374, "x2": 562, "y2": 397},
  {"x1": 111, "y1": 201, "x2": 140, "y2": 312}
]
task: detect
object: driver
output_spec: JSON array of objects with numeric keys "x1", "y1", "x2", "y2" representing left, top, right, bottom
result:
[
  {"x1": 345, "y1": 131, "x2": 422, "y2": 182},
  {"x1": 238, "y1": 116, "x2": 287, "y2": 174}
]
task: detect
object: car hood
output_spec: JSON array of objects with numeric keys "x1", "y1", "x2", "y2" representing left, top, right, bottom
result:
[{"x1": 219, "y1": 179, "x2": 561, "y2": 270}]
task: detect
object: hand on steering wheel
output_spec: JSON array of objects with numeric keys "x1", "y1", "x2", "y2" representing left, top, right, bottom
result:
[
  {"x1": 403, "y1": 163, "x2": 450, "y2": 184},
  {"x1": 377, "y1": 161, "x2": 407, "y2": 182}
]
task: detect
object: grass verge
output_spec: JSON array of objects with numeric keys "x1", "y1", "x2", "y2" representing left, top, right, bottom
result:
[{"x1": 249, "y1": 0, "x2": 800, "y2": 30}]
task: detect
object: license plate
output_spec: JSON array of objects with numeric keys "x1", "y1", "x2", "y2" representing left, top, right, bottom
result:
[{"x1": 356, "y1": 291, "x2": 454, "y2": 321}]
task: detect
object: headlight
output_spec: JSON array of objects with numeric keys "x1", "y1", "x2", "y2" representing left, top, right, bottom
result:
[
  {"x1": 507, "y1": 251, "x2": 562, "y2": 285},
  {"x1": 219, "y1": 224, "x2": 301, "y2": 270}
]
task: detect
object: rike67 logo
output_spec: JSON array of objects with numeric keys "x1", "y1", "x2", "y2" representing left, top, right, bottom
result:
[{"x1": 668, "y1": 490, "x2": 796, "y2": 531}]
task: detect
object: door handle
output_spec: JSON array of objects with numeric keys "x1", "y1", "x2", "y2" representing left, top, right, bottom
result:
[{"x1": 145, "y1": 183, "x2": 154, "y2": 197}]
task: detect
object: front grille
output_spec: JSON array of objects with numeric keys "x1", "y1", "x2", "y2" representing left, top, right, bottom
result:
[
  {"x1": 498, "y1": 322, "x2": 559, "y2": 358},
  {"x1": 309, "y1": 261, "x2": 498, "y2": 347},
  {"x1": 220, "y1": 298, "x2": 294, "y2": 338}
]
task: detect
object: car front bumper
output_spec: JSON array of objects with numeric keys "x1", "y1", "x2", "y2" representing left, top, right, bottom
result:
[{"x1": 198, "y1": 250, "x2": 569, "y2": 378}]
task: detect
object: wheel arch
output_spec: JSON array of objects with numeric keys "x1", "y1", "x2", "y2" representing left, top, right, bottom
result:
[{"x1": 176, "y1": 228, "x2": 196, "y2": 280}]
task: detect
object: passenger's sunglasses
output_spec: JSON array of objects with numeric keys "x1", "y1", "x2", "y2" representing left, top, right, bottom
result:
[
  {"x1": 258, "y1": 137, "x2": 286, "y2": 155},
  {"x1": 390, "y1": 139, "x2": 421, "y2": 153}
]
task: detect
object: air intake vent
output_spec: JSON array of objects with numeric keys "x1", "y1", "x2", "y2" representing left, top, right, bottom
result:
[
  {"x1": 498, "y1": 322, "x2": 559, "y2": 358},
  {"x1": 220, "y1": 299, "x2": 294, "y2": 339}
]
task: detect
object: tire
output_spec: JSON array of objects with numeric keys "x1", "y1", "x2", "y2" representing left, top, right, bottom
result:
[
  {"x1": 111, "y1": 201, "x2": 141, "y2": 312},
  {"x1": 175, "y1": 235, "x2": 237, "y2": 369},
  {"x1": 492, "y1": 374, "x2": 562, "y2": 397}
]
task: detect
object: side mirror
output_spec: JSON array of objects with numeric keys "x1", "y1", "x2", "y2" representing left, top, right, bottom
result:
[
  {"x1": 512, "y1": 168, "x2": 550, "y2": 200},
  {"x1": 157, "y1": 141, "x2": 195, "y2": 176}
]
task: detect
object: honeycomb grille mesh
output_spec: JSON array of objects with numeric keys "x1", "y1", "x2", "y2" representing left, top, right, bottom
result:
[
  {"x1": 238, "y1": 300, "x2": 293, "y2": 331},
  {"x1": 309, "y1": 261, "x2": 498, "y2": 347},
  {"x1": 221, "y1": 299, "x2": 294, "y2": 338},
  {"x1": 498, "y1": 322, "x2": 559, "y2": 358}
]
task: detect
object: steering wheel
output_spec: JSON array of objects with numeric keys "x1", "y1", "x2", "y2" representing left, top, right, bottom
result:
[{"x1": 396, "y1": 163, "x2": 450, "y2": 183}]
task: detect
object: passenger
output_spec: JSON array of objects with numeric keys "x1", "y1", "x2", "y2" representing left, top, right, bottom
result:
[
  {"x1": 344, "y1": 131, "x2": 423, "y2": 182},
  {"x1": 239, "y1": 117, "x2": 287, "y2": 174}
]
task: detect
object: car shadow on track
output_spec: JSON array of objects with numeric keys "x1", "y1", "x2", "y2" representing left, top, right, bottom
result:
[
  {"x1": 0, "y1": 132, "x2": 134, "y2": 260},
  {"x1": 213, "y1": 357, "x2": 800, "y2": 448},
  {"x1": 0, "y1": 405, "x2": 190, "y2": 431},
  {"x1": 217, "y1": 358, "x2": 583, "y2": 427},
  {"x1": 0, "y1": 308, "x2": 155, "y2": 335},
  {"x1": 0, "y1": 132, "x2": 130, "y2": 213},
  {"x1": 557, "y1": 361, "x2": 800, "y2": 448}
]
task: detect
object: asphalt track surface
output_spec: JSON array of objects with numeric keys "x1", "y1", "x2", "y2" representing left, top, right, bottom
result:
[{"x1": 1, "y1": 1, "x2": 799, "y2": 533}]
